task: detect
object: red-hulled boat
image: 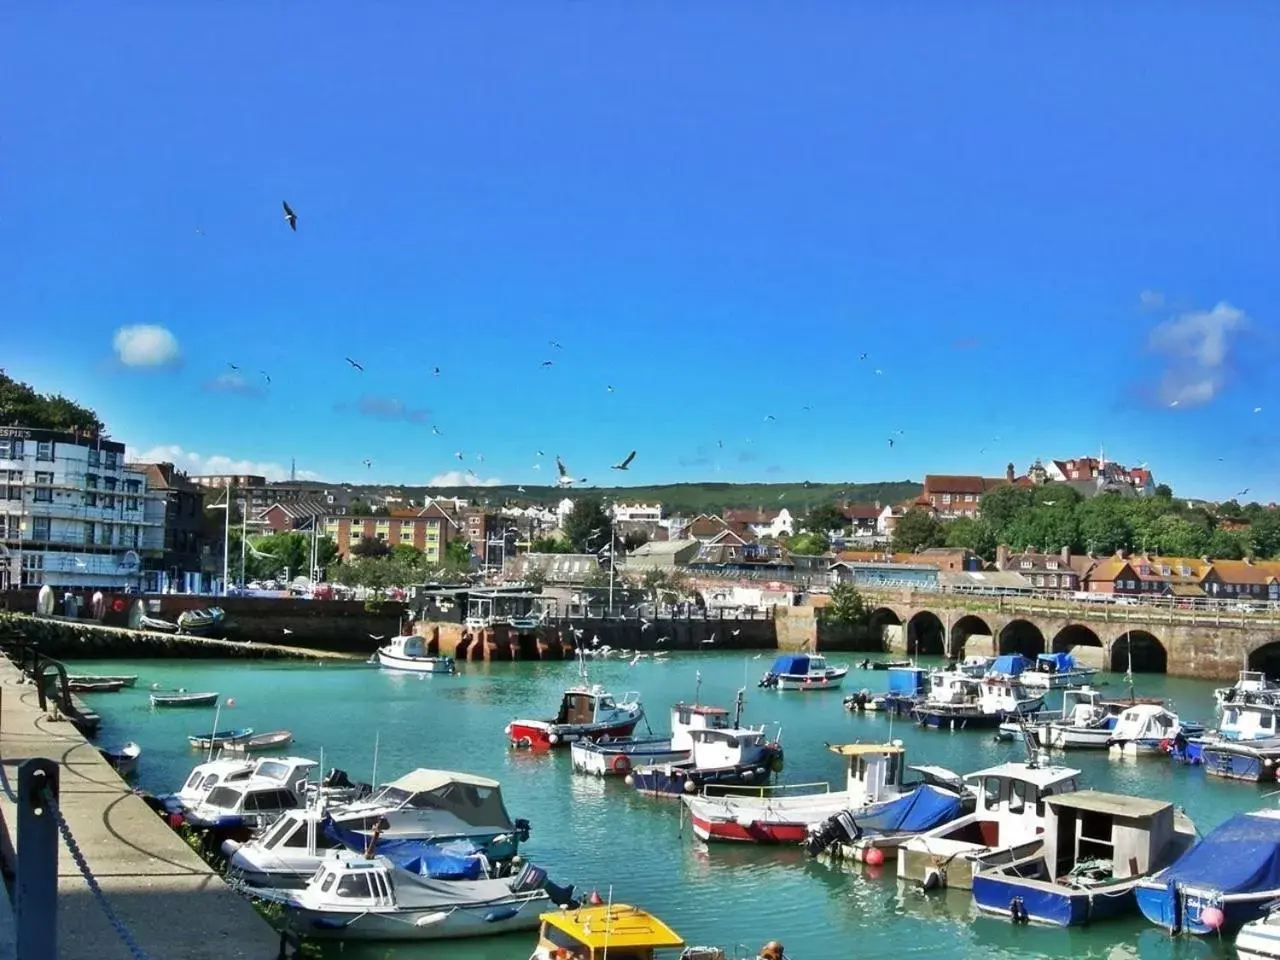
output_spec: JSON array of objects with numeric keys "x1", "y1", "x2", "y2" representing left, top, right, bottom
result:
[{"x1": 507, "y1": 683, "x2": 644, "y2": 750}]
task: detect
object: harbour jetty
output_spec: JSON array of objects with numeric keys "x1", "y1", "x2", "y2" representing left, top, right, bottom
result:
[{"x1": 0, "y1": 653, "x2": 280, "y2": 959}]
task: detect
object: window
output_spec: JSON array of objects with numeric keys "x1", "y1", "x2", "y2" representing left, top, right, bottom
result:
[
  {"x1": 336, "y1": 875, "x2": 371, "y2": 898},
  {"x1": 84, "y1": 523, "x2": 95, "y2": 545},
  {"x1": 31, "y1": 517, "x2": 50, "y2": 540},
  {"x1": 1020, "y1": 560, "x2": 1032, "y2": 569},
  {"x1": 940, "y1": 494, "x2": 952, "y2": 505},
  {"x1": 35, "y1": 441, "x2": 53, "y2": 461},
  {"x1": 1008, "y1": 779, "x2": 1027, "y2": 814},
  {"x1": 1046, "y1": 560, "x2": 1057, "y2": 570},
  {"x1": 33, "y1": 472, "x2": 52, "y2": 502},
  {"x1": 0, "y1": 439, "x2": 22, "y2": 460},
  {"x1": 965, "y1": 493, "x2": 975, "y2": 503},
  {"x1": 103, "y1": 451, "x2": 118, "y2": 470},
  {"x1": 320, "y1": 873, "x2": 336, "y2": 894},
  {"x1": 1162, "y1": 565, "x2": 1171, "y2": 576},
  {"x1": 87, "y1": 449, "x2": 100, "y2": 467},
  {"x1": 982, "y1": 777, "x2": 1004, "y2": 809},
  {"x1": 1048, "y1": 575, "x2": 1058, "y2": 588}
]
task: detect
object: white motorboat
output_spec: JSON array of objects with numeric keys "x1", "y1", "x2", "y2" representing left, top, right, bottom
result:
[
  {"x1": 1020, "y1": 652, "x2": 1098, "y2": 691},
  {"x1": 1238, "y1": 903, "x2": 1280, "y2": 960},
  {"x1": 1108, "y1": 702, "x2": 1206, "y2": 756},
  {"x1": 758, "y1": 653, "x2": 849, "y2": 691},
  {"x1": 327, "y1": 769, "x2": 529, "y2": 859},
  {"x1": 1216, "y1": 670, "x2": 1280, "y2": 710},
  {"x1": 684, "y1": 740, "x2": 963, "y2": 844},
  {"x1": 1031, "y1": 687, "x2": 1119, "y2": 749},
  {"x1": 376, "y1": 635, "x2": 456, "y2": 674},
  {"x1": 253, "y1": 851, "x2": 576, "y2": 941},
  {"x1": 571, "y1": 698, "x2": 731, "y2": 777},
  {"x1": 897, "y1": 743, "x2": 1083, "y2": 890}
]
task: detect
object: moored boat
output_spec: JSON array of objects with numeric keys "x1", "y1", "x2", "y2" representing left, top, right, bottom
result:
[
  {"x1": 685, "y1": 740, "x2": 964, "y2": 844},
  {"x1": 1135, "y1": 809, "x2": 1280, "y2": 936},
  {"x1": 571, "y1": 695, "x2": 729, "y2": 777},
  {"x1": 151, "y1": 691, "x2": 220, "y2": 708},
  {"x1": 1020, "y1": 652, "x2": 1098, "y2": 691},
  {"x1": 1238, "y1": 904, "x2": 1280, "y2": 960},
  {"x1": 100, "y1": 741, "x2": 141, "y2": 778},
  {"x1": 224, "y1": 730, "x2": 295, "y2": 753},
  {"x1": 1030, "y1": 687, "x2": 1118, "y2": 750},
  {"x1": 177, "y1": 606, "x2": 226, "y2": 635},
  {"x1": 507, "y1": 682, "x2": 643, "y2": 750},
  {"x1": 1107, "y1": 703, "x2": 1205, "y2": 757},
  {"x1": 68, "y1": 678, "x2": 126, "y2": 693},
  {"x1": 376, "y1": 635, "x2": 456, "y2": 674},
  {"x1": 972, "y1": 791, "x2": 1197, "y2": 926},
  {"x1": 530, "y1": 901, "x2": 788, "y2": 959},
  {"x1": 1216, "y1": 670, "x2": 1280, "y2": 710},
  {"x1": 67, "y1": 673, "x2": 138, "y2": 688},
  {"x1": 626, "y1": 688, "x2": 782, "y2": 798},
  {"x1": 897, "y1": 748, "x2": 1083, "y2": 890},
  {"x1": 188, "y1": 727, "x2": 255, "y2": 750},
  {"x1": 1195, "y1": 736, "x2": 1280, "y2": 782},
  {"x1": 252, "y1": 850, "x2": 576, "y2": 941},
  {"x1": 758, "y1": 653, "x2": 849, "y2": 691},
  {"x1": 912, "y1": 658, "x2": 1044, "y2": 731}
]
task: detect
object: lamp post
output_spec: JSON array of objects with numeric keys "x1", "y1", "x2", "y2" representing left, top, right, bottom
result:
[
  {"x1": 208, "y1": 489, "x2": 231, "y2": 596},
  {"x1": 238, "y1": 498, "x2": 247, "y2": 589}
]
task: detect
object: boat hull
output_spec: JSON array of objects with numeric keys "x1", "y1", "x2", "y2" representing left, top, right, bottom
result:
[
  {"x1": 689, "y1": 812, "x2": 809, "y2": 844},
  {"x1": 1238, "y1": 916, "x2": 1280, "y2": 960},
  {"x1": 914, "y1": 710, "x2": 1005, "y2": 730},
  {"x1": 569, "y1": 737, "x2": 687, "y2": 776},
  {"x1": 973, "y1": 870, "x2": 1138, "y2": 926},
  {"x1": 898, "y1": 833, "x2": 1044, "y2": 890},
  {"x1": 773, "y1": 668, "x2": 848, "y2": 691},
  {"x1": 377, "y1": 649, "x2": 456, "y2": 674},
  {"x1": 1042, "y1": 725, "x2": 1113, "y2": 750},
  {"x1": 508, "y1": 718, "x2": 640, "y2": 751},
  {"x1": 281, "y1": 898, "x2": 545, "y2": 941},
  {"x1": 1021, "y1": 670, "x2": 1098, "y2": 691},
  {"x1": 151, "y1": 693, "x2": 220, "y2": 708},
  {"x1": 628, "y1": 757, "x2": 778, "y2": 799},
  {"x1": 1134, "y1": 881, "x2": 1279, "y2": 936},
  {"x1": 1199, "y1": 745, "x2": 1279, "y2": 782}
]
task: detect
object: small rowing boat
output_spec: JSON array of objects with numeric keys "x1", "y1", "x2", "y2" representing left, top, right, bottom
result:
[
  {"x1": 67, "y1": 674, "x2": 138, "y2": 688},
  {"x1": 224, "y1": 730, "x2": 294, "y2": 753},
  {"x1": 151, "y1": 691, "x2": 220, "y2": 708},
  {"x1": 188, "y1": 727, "x2": 255, "y2": 749},
  {"x1": 68, "y1": 679, "x2": 126, "y2": 693},
  {"x1": 100, "y1": 741, "x2": 142, "y2": 778}
]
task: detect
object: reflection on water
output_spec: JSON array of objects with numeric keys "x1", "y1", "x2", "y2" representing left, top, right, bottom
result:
[{"x1": 66, "y1": 653, "x2": 1268, "y2": 959}]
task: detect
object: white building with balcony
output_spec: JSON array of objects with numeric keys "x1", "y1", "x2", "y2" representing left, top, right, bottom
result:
[
  {"x1": 610, "y1": 502, "x2": 663, "y2": 523},
  {"x1": 0, "y1": 427, "x2": 164, "y2": 592}
]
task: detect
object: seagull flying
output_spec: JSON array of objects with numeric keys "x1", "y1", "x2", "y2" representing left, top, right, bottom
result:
[
  {"x1": 370, "y1": 634, "x2": 385, "y2": 642},
  {"x1": 1255, "y1": 407, "x2": 1264, "y2": 414},
  {"x1": 858, "y1": 353, "x2": 869, "y2": 361},
  {"x1": 1170, "y1": 399, "x2": 1180, "y2": 407},
  {"x1": 640, "y1": 618, "x2": 651, "y2": 631},
  {"x1": 517, "y1": 485, "x2": 525, "y2": 493},
  {"x1": 763, "y1": 414, "x2": 775, "y2": 422},
  {"x1": 476, "y1": 453, "x2": 485, "y2": 463},
  {"x1": 874, "y1": 368, "x2": 883, "y2": 376},
  {"x1": 556, "y1": 456, "x2": 576, "y2": 488},
  {"x1": 227, "y1": 362, "x2": 240, "y2": 372},
  {"x1": 612, "y1": 450, "x2": 636, "y2": 471},
  {"x1": 282, "y1": 628, "x2": 293, "y2": 635},
  {"x1": 1237, "y1": 488, "x2": 1250, "y2": 498},
  {"x1": 606, "y1": 385, "x2": 614, "y2": 393},
  {"x1": 432, "y1": 425, "x2": 442, "y2": 435},
  {"x1": 536, "y1": 450, "x2": 545, "y2": 457},
  {"x1": 261, "y1": 371, "x2": 271, "y2": 384},
  {"x1": 245, "y1": 542, "x2": 277, "y2": 560},
  {"x1": 455, "y1": 451, "x2": 464, "y2": 461},
  {"x1": 541, "y1": 360, "x2": 554, "y2": 367},
  {"x1": 433, "y1": 366, "x2": 441, "y2": 377},
  {"x1": 362, "y1": 458, "x2": 373, "y2": 469},
  {"x1": 282, "y1": 200, "x2": 297, "y2": 231},
  {"x1": 346, "y1": 357, "x2": 364, "y2": 372},
  {"x1": 702, "y1": 633, "x2": 717, "y2": 645},
  {"x1": 888, "y1": 438, "x2": 895, "y2": 448},
  {"x1": 74, "y1": 559, "x2": 87, "y2": 569},
  {"x1": 550, "y1": 340, "x2": 562, "y2": 349}
]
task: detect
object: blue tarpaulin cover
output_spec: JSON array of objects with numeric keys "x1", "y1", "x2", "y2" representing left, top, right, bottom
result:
[
  {"x1": 851, "y1": 785, "x2": 962, "y2": 835},
  {"x1": 989, "y1": 654, "x2": 1029, "y2": 677},
  {"x1": 887, "y1": 667, "x2": 927, "y2": 696},
  {"x1": 770, "y1": 655, "x2": 810, "y2": 676},
  {"x1": 1163, "y1": 813, "x2": 1280, "y2": 893},
  {"x1": 1037, "y1": 652, "x2": 1075, "y2": 672},
  {"x1": 322, "y1": 817, "x2": 487, "y2": 880}
]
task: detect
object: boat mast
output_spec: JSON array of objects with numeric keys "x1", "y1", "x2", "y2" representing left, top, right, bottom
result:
[
  {"x1": 733, "y1": 687, "x2": 745, "y2": 728},
  {"x1": 371, "y1": 731, "x2": 381, "y2": 791},
  {"x1": 207, "y1": 700, "x2": 223, "y2": 763}
]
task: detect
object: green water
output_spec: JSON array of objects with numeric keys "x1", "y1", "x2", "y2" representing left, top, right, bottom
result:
[{"x1": 67, "y1": 653, "x2": 1255, "y2": 959}]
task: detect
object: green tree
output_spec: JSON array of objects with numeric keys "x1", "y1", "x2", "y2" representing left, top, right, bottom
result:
[
  {"x1": 346, "y1": 498, "x2": 374, "y2": 516},
  {"x1": 787, "y1": 531, "x2": 831, "y2": 555},
  {"x1": 444, "y1": 539, "x2": 473, "y2": 569},
  {"x1": 825, "y1": 582, "x2": 868, "y2": 625},
  {"x1": 0, "y1": 369, "x2": 104, "y2": 433},
  {"x1": 562, "y1": 498, "x2": 612, "y2": 552},
  {"x1": 804, "y1": 503, "x2": 848, "y2": 534},
  {"x1": 943, "y1": 516, "x2": 997, "y2": 559},
  {"x1": 1207, "y1": 528, "x2": 1246, "y2": 560},
  {"x1": 1077, "y1": 494, "x2": 1136, "y2": 555},
  {"x1": 1250, "y1": 512, "x2": 1280, "y2": 559},
  {"x1": 1154, "y1": 483, "x2": 1174, "y2": 499},
  {"x1": 351, "y1": 536, "x2": 390, "y2": 558},
  {"x1": 243, "y1": 531, "x2": 337, "y2": 581},
  {"x1": 892, "y1": 507, "x2": 944, "y2": 553},
  {"x1": 530, "y1": 536, "x2": 575, "y2": 554},
  {"x1": 1144, "y1": 514, "x2": 1208, "y2": 558},
  {"x1": 977, "y1": 485, "x2": 1035, "y2": 538}
]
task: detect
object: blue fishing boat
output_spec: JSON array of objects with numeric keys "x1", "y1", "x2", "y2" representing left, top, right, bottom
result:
[
  {"x1": 845, "y1": 665, "x2": 927, "y2": 715},
  {"x1": 973, "y1": 791, "x2": 1197, "y2": 927},
  {"x1": 1196, "y1": 737, "x2": 1280, "y2": 783},
  {"x1": 188, "y1": 727, "x2": 254, "y2": 750},
  {"x1": 1135, "y1": 810, "x2": 1280, "y2": 936},
  {"x1": 912, "y1": 656, "x2": 1044, "y2": 731},
  {"x1": 625, "y1": 688, "x2": 782, "y2": 798}
]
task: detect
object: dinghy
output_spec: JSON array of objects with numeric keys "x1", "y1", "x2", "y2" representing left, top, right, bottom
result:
[
  {"x1": 224, "y1": 730, "x2": 294, "y2": 753},
  {"x1": 188, "y1": 728, "x2": 255, "y2": 749},
  {"x1": 67, "y1": 674, "x2": 138, "y2": 688},
  {"x1": 151, "y1": 691, "x2": 219, "y2": 708},
  {"x1": 68, "y1": 679, "x2": 126, "y2": 693},
  {"x1": 100, "y1": 742, "x2": 141, "y2": 778}
]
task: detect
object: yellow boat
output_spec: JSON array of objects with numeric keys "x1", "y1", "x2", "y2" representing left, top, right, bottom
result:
[{"x1": 531, "y1": 902, "x2": 789, "y2": 960}]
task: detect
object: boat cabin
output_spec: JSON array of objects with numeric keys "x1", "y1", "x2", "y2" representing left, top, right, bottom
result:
[
  {"x1": 1220, "y1": 701, "x2": 1280, "y2": 741},
  {"x1": 927, "y1": 673, "x2": 981, "y2": 705},
  {"x1": 384, "y1": 635, "x2": 430, "y2": 658},
  {"x1": 191, "y1": 778, "x2": 305, "y2": 827},
  {"x1": 827, "y1": 742, "x2": 962, "y2": 806},
  {"x1": 339, "y1": 768, "x2": 516, "y2": 835},
  {"x1": 688, "y1": 728, "x2": 771, "y2": 769},
  {"x1": 254, "y1": 808, "x2": 347, "y2": 857},
  {"x1": 668, "y1": 704, "x2": 731, "y2": 752},
  {"x1": 1110, "y1": 704, "x2": 1179, "y2": 743},
  {"x1": 554, "y1": 686, "x2": 638, "y2": 726},
  {"x1": 297, "y1": 852, "x2": 399, "y2": 911},
  {"x1": 534, "y1": 903, "x2": 686, "y2": 960},
  {"x1": 1035, "y1": 653, "x2": 1079, "y2": 676},
  {"x1": 766, "y1": 653, "x2": 834, "y2": 678},
  {"x1": 1039, "y1": 791, "x2": 1179, "y2": 885},
  {"x1": 959, "y1": 762, "x2": 1082, "y2": 847},
  {"x1": 176, "y1": 758, "x2": 256, "y2": 806}
]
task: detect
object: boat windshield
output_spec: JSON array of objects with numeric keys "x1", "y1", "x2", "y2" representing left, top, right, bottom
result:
[
  {"x1": 203, "y1": 786, "x2": 244, "y2": 810},
  {"x1": 260, "y1": 816, "x2": 297, "y2": 850},
  {"x1": 372, "y1": 783, "x2": 513, "y2": 828},
  {"x1": 598, "y1": 696, "x2": 617, "y2": 711},
  {"x1": 256, "y1": 761, "x2": 302, "y2": 784}
]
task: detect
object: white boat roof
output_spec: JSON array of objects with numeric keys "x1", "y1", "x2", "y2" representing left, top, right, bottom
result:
[
  {"x1": 1117, "y1": 703, "x2": 1170, "y2": 717},
  {"x1": 964, "y1": 761, "x2": 1081, "y2": 788},
  {"x1": 828, "y1": 743, "x2": 905, "y2": 757},
  {"x1": 385, "y1": 768, "x2": 500, "y2": 793}
]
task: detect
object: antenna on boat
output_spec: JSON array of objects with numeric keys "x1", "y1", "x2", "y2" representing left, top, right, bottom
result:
[
  {"x1": 733, "y1": 687, "x2": 746, "y2": 728},
  {"x1": 371, "y1": 731, "x2": 381, "y2": 791},
  {"x1": 695, "y1": 670, "x2": 703, "y2": 706},
  {"x1": 207, "y1": 700, "x2": 223, "y2": 763},
  {"x1": 600, "y1": 884, "x2": 615, "y2": 960}
]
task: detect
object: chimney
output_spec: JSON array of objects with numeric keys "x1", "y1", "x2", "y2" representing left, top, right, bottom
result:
[
  {"x1": 996, "y1": 544, "x2": 1010, "y2": 570},
  {"x1": 1006, "y1": 463, "x2": 1015, "y2": 483},
  {"x1": 1060, "y1": 545, "x2": 1071, "y2": 565}
]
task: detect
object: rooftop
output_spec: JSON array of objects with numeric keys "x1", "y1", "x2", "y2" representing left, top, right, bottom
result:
[
  {"x1": 1046, "y1": 790, "x2": 1171, "y2": 819},
  {"x1": 539, "y1": 904, "x2": 685, "y2": 950},
  {"x1": 827, "y1": 742, "x2": 906, "y2": 757}
]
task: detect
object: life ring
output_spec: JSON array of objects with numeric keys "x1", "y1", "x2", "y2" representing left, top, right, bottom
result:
[
  {"x1": 111, "y1": 599, "x2": 125, "y2": 613},
  {"x1": 612, "y1": 754, "x2": 632, "y2": 775}
]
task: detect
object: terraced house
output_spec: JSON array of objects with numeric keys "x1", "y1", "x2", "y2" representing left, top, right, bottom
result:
[
  {"x1": 324, "y1": 502, "x2": 459, "y2": 564},
  {"x1": 1080, "y1": 553, "x2": 1280, "y2": 603}
]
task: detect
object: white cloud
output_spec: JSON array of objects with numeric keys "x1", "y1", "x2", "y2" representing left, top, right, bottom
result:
[
  {"x1": 427, "y1": 471, "x2": 503, "y2": 487},
  {"x1": 1139, "y1": 290, "x2": 1164, "y2": 309},
  {"x1": 127, "y1": 444, "x2": 321, "y2": 483},
  {"x1": 204, "y1": 371, "x2": 265, "y2": 397},
  {"x1": 1148, "y1": 301, "x2": 1247, "y2": 407},
  {"x1": 112, "y1": 325, "x2": 180, "y2": 367}
]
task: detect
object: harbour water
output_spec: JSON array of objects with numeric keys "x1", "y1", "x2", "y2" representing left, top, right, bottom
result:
[{"x1": 69, "y1": 652, "x2": 1253, "y2": 959}]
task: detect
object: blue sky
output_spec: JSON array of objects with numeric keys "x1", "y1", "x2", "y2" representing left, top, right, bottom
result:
[{"x1": 2, "y1": 4, "x2": 1277, "y2": 500}]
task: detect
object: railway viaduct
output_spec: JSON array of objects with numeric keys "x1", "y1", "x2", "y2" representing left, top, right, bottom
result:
[{"x1": 847, "y1": 589, "x2": 1280, "y2": 681}]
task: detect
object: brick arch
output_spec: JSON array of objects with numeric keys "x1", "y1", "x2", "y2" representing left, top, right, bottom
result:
[
  {"x1": 867, "y1": 607, "x2": 905, "y2": 650},
  {"x1": 998, "y1": 619, "x2": 1046, "y2": 658},
  {"x1": 1247, "y1": 638, "x2": 1280, "y2": 679},
  {"x1": 950, "y1": 614, "x2": 995, "y2": 659},
  {"x1": 1052, "y1": 623, "x2": 1103, "y2": 653},
  {"x1": 906, "y1": 610, "x2": 946, "y2": 656},
  {"x1": 1109, "y1": 629, "x2": 1168, "y2": 674}
]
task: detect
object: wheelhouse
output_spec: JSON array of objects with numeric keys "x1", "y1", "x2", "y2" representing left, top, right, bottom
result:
[{"x1": 534, "y1": 903, "x2": 685, "y2": 960}]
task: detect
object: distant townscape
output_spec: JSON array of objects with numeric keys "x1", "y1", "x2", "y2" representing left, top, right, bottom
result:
[{"x1": 2, "y1": 369, "x2": 1277, "y2": 607}]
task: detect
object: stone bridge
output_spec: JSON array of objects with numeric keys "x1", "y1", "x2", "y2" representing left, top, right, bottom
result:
[{"x1": 851, "y1": 589, "x2": 1280, "y2": 681}]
